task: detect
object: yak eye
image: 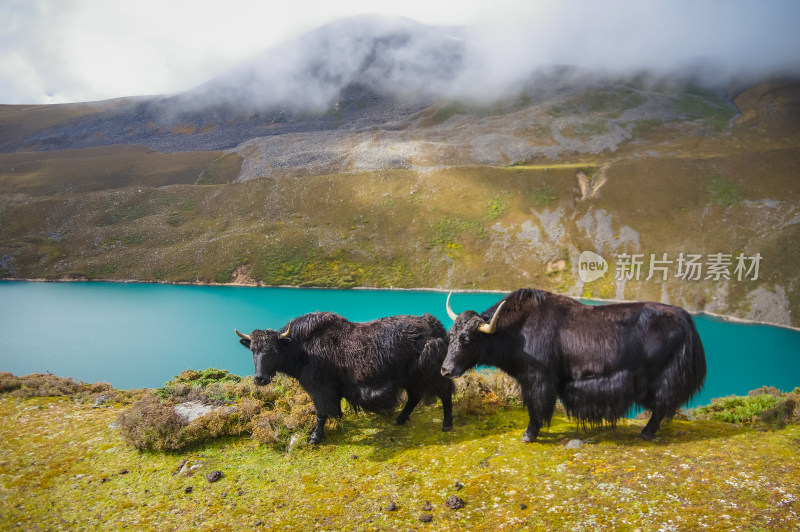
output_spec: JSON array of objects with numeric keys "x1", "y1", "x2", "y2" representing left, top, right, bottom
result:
[{"x1": 459, "y1": 333, "x2": 471, "y2": 345}]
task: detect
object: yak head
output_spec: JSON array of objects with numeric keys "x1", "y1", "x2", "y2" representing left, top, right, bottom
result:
[
  {"x1": 235, "y1": 323, "x2": 291, "y2": 386},
  {"x1": 441, "y1": 293, "x2": 505, "y2": 378}
]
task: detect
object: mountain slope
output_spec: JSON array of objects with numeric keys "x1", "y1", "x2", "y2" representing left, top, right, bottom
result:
[{"x1": 0, "y1": 17, "x2": 798, "y2": 328}]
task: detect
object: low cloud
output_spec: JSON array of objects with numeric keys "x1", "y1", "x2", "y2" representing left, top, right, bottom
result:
[{"x1": 2, "y1": 0, "x2": 799, "y2": 106}]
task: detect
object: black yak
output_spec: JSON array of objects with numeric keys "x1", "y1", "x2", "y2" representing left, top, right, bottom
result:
[
  {"x1": 236, "y1": 312, "x2": 454, "y2": 444},
  {"x1": 441, "y1": 289, "x2": 706, "y2": 441}
]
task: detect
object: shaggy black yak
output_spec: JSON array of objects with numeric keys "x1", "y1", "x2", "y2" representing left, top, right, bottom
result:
[
  {"x1": 442, "y1": 289, "x2": 706, "y2": 441},
  {"x1": 236, "y1": 312, "x2": 453, "y2": 444}
]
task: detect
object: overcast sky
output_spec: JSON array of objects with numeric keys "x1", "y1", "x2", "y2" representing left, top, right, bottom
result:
[{"x1": 2, "y1": 0, "x2": 799, "y2": 105}]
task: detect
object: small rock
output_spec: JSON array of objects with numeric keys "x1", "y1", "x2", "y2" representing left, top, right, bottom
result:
[
  {"x1": 559, "y1": 437, "x2": 570, "y2": 445},
  {"x1": 454, "y1": 481, "x2": 463, "y2": 491},
  {"x1": 445, "y1": 495, "x2": 464, "y2": 510},
  {"x1": 351, "y1": 454, "x2": 358, "y2": 459},
  {"x1": 565, "y1": 439, "x2": 583, "y2": 449},
  {"x1": 119, "y1": 469, "x2": 128, "y2": 475},
  {"x1": 519, "y1": 503, "x2": 528, "y2": 510},
  {"x1": 173, "y1": 401, "x2": 216, "y2": 424},
  {"x1": 107, "y1": 422, "x2": 120, "y2": 430},
  {"x1": 75, "y1": 474, "x2": 85, "y2": 480},
  {"x1": 422, "y1": 501, "x2": 432, "y2": 511},
  {"x1": 100, "y1": 477, "x2": 110, "y2": 483},
  {"x1": 184, "y1": 486, "x2": 193, "y2": 494},
  {"x1": 176, "y1": 458, "x2": 206, "y2": 477},
  {"x1": 92, "y1": 394, "x2": 110, "y2": 408},
  {"x1": 287, "y1": 434, "x2": 306, "y2": 453},
  {"x1": 385, "y1": 502, "x2": 397, "y2": 512},
  {"x1": 206, "y1": 470, "x2": 223, "y2": 483},
  {"x1": 419, "y1": 514, "x2": 433, "y2": 523}
]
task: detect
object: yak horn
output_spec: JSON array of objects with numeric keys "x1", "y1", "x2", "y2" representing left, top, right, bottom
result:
[
  {"x1": 477, "y1": 301, "x2": 506, "y2": 334},
  {"x1": 445, "y1": 292, "x2": 459, "y2": 322},
  {"x1": 278, "y1": 322, "x2": 291, "y2": 339},
  {"x1": 235, "y1": 329, "x2": 251, "y2": 341}
]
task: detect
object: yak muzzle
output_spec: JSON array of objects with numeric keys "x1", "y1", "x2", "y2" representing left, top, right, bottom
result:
[
  {"x1": 253, "y1": 375, "x2": 272, "y2": 386},
  {"x1": 441, "y1": 367, "x2": 461, "y2": 379}
]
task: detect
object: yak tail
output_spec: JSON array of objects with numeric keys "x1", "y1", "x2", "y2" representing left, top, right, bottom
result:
[
  {"x1": 643, "y1": 312, "x2": 707, "y2": 417},
  {"x1": 664, "y1": 314, "x2": 707, "y2": 409}
]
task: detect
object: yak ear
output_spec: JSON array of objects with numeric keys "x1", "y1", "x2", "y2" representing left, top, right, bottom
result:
[{"x1": 235, "y1": 329, "x2": 252, "y2": 348}]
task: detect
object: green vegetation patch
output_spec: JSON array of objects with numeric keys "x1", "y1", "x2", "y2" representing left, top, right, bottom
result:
[
  {"x1": 430, "y1": 217, "x2": 488, "y2": 248},
  {"x1": 692, "y1": 387, "x2": 800, "y2": 426},
  {"x1": 550, "y1": 88, "x2": 646, "y2": 119},
  {"x1": 253, "y1": 243, "x2": 359, "y2": 288},
  {"x1": 677, "y1": 86, "x2": 737, "y2": 131},
  {"x1": 705, "y1": 172, "x2": 745, "y2": 206}
]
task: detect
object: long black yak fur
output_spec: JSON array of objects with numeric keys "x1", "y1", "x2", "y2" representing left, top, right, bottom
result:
[
  {"x1": 238, "y1": 311, "x2": 454, "y2": 444},
  {"x1": 442, "y1": 288, "x2": 706, "y2": 442}
]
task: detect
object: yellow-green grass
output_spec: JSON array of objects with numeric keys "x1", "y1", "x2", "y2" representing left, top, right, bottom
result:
[{"x1": 1, "y1": 393, "x2": 798, "y2": 530}]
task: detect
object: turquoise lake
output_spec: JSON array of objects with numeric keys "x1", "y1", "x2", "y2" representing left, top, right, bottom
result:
[{"x1": 1, "y1": 281, "x2": 798, "y2": 407}]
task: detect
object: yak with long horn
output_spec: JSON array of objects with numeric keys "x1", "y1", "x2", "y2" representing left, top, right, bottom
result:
[{"x1": 441, "y1": 288, "x2": 706, "y2": 443}]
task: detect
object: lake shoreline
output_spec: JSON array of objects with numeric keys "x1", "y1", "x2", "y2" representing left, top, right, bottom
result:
[{"x1": 3, "y1": 276, "x2": 799, "y2": 332}]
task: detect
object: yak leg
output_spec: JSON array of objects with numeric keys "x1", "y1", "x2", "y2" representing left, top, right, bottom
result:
[
  {"x1": 309, "y1": 414, "x2": 327, "y2": 445},
  {"x1": 640, "y1": 407, "x2": 665, "y2": 440},
  {"x1": 521, "y1": 403, "x2": 543, "y2": 443},
  {"x1": 395, "y1": 390, "x2": 422, "y2": 426},
  {"x1": 439, "y1": 391, "x2": 453, "y2": 432},
  {"x1": 520, "y1": 378, "x2": 556, "y2": 443}
]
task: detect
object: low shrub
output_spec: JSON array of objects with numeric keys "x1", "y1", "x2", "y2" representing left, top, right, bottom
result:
[
  {"x1": 118, "y1": 392, "x2": 189, "y2": 452},
  {"x1": 693, "y1": 394, "x2": 782, "y2": 423},
  {"x1": 692, "y1": 387, "x2": 800, "y2": 427},
  {"x1": 250, "y1": 384, "x2": 319, "y2": 449},
  {"x1": 119, "y1": 370, "x2": 319, "y2": 452}
]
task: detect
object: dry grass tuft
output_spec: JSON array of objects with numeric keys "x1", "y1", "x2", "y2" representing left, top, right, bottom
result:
[
  {"x1": 0, "y1": 371, "x2": 139, "y2": 404},
  {"x1": 454, "y1": 369, "x2": 522, "y2": 414}
]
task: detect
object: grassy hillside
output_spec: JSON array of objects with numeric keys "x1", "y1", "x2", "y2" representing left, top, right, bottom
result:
[
  {"x1": 1, "y1": 79, "x2": 799, "y2": 327},
  {"x1": 1, "y1": 372, "x2": 798, "y2": 530}
]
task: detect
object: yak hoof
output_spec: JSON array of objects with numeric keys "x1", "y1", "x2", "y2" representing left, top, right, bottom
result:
[
  {"x1": 394, "y1": 417, "x2": 408, "y2": 426},
  {"x1": 442, "y1": 425, "x2": 453, "y2": 432},
  {"x1": 520, "y1": 433, "x2": 536, "y2": 443},
  {"x1": 308, "y1": 435, "x2": 322, "y2": 445},
  {"x1": 640, "y1": 431, "x2": 655, "y2": 441}
]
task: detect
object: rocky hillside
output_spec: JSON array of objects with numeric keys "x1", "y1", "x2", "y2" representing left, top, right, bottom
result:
[{"x1": 0, "y1": 17, "x2": 798, "y2": 328}]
